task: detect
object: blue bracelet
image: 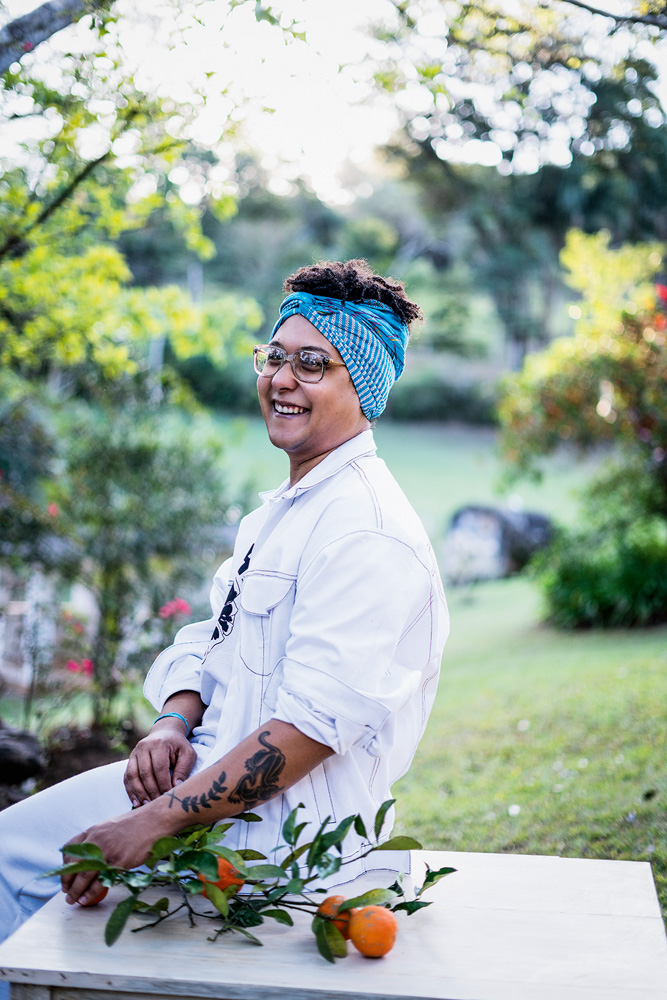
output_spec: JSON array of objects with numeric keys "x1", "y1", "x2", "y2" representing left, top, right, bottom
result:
[{"x1": 153, "y1": 712, "x2": 190, "y2": 737}]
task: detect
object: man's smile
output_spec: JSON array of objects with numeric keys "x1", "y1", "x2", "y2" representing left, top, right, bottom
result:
[{"x1": 273, "y1": 401, "x2": 309, "y2": 415}]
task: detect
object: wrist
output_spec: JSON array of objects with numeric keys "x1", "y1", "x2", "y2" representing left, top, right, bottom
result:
[{"x1": 153, "y1": 711, "x2": 189, "y2": 737}]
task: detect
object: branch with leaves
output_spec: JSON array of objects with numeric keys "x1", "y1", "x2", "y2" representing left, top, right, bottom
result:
[{"x1": 46, "y1": 799, "x2": 456, "y2": 963}]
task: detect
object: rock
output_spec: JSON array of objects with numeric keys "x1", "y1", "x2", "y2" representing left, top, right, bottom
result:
[
  {"x1": 0, "y1": 722, "x2": 46, "y2": 785},
  {"x1": 442, "y1": 505, "x2": 554, "y2": 584}
]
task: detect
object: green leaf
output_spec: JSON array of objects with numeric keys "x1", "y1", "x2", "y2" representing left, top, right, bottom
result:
[
  {"x1": 122, "y1": 871, "x2": 155, "y2": 890},
  {"x1": 246, "y1": 864, "x2": 287, "y2": 880},
  {"x1": 237, "y1": 849, "x2": 267, "y2": 861},
  {"x1": 132, "y1": 897, "x2": 170, "y2": 914},
  {"x1": 315, "y1": 853, "x2": 342, "y2": 880},
  {"x1": 305, "y1": 815, "x2": 332, "y2": 871},
  {"x1": 392, "y1": 899, "x2": 432, "y2": 915},
  {"x1": 105, "y1": 895, "x2": 139, "y2": 946},
  {"x1": 234, "y1": 812, "x2": 262, "y2": 823},
  {"x1": 278, "y1": 842, "x2": 310, "y2": 868},
  {"x1": 416, "y1": 865, "x2": 457, "y2": 897},
  {"x1": 312, "y1": 916, "x2": 334, "y2": 963},
  {"x1": 203, "y1": 883, "x2": 230, "y2": 916},
  {"x1": 203, "y1": 824, "x2": 233, "y2": 844},
  {"x1": 338, "y1": 888, "x2": 397, "y2": 912},
  {"x1": 42, "y1": 861, "x2": 108, "y2": 877},
  {"x1": 370, "y1": 836, "x2": 422, "y2": 851},
  {"x1": 61, "y1": 842, "x2": 107, "y2": 863},
  {"x1": 284, "y1": 877, "x2": 304, "y2": 894},
  {"x1": 147, "y1": 837, "x2": 184, "y2": 862},
  {"x1": 320, "y1": 815, "x2": 355, "y2": 854},
  {"x1": 374, "y1": 799, "x2": 396, "y2": 841},
  {"x1": 178, "y1": 850, "x2": 219, "y2": 880},
  {"x1": 262, "y1": 908, "x2": 294, "y2": 926},
  {"x1": 233, "y1": 926, "x2": 263, "y2": 946},
  {"x1": 323, "y1": 919, "x2": 348, "y2": 958},
  {"x1": 353, "y1": 814, "x2": 368, "y2": 838},
  {"x1": 281, "y1": 804, "x2": 305, "y2": 846}
]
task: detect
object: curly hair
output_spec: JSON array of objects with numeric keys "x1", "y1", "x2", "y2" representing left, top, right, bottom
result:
[{"x1": 283, "y1": 259, "x2": 423, "y2": 329}]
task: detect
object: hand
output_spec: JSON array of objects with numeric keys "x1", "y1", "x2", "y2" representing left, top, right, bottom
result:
[
  {"x1": 123, "y1": 727, "x2": 197, "y2": 807},
  {"x1": 61, "y1": 808, "x2": 161, "y2": 906}
]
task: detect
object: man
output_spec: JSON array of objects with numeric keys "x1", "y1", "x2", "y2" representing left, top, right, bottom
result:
[{"x1": 0, "y1": 259, "x2": 448, "y2": 941}]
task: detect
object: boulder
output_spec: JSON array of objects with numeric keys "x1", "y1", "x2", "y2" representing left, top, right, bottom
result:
[
  {"x1": 442, "y1": 505, "x2": 554, "y2": 584},
  {"x1": 0, "y1": 721, "x2": 45, "y2": 785}
]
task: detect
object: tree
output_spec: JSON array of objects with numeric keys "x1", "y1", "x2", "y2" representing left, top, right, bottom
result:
[
  {"x1": 0, "y1": 0, "x2": 113, "y2": 76},
  {"x1": 498, "y1": 229, "x2": 666, "y2": 492},
  {"x1": 498, "y1": 230, "x2": 667, "y2": 627}
]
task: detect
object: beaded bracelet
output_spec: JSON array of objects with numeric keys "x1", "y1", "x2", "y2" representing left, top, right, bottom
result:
[{"x1": 153, "y1": 712, "x2": 190, "y2": 737}]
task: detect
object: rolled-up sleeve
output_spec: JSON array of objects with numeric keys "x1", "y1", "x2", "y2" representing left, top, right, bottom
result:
[
  {"x1": 143, "y1": 558, "x2": 233, "y2": 709},
  {"x1": 272, "y1": 532, "x2": 432, "y2": 755}
]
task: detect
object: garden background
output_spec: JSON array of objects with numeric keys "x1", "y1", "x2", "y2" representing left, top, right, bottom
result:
[{"x1": 1, "y1": 0, "x2": 666, "y2": 920}]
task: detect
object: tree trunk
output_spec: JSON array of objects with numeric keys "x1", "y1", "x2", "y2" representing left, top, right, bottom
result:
[{"x1": 0, "y1": 0, "x2": 112, "y2": 76}]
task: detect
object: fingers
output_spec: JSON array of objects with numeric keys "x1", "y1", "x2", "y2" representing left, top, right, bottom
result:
[
  {"x1": 170, "y1": 744, "x2": 197, "y2": 787},
  {"x1": 123, "y1": 734, "x2": 196, "y2": 806},
  {"x1": 64, "y1": 871, "x2": 101, "y2": 905}
]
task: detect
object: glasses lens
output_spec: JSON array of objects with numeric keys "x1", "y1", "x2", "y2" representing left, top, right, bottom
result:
[
  {"x1": 254, "y1": 346, "x2": 284, "y2": 375},
  {"x1": 294, "y1": 350, "x2": 325, "y2": 382}
]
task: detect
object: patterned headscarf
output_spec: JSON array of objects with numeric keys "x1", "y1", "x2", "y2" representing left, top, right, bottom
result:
[{"x1": 271, "y1": 292, "x2": 409, "y2": 419}]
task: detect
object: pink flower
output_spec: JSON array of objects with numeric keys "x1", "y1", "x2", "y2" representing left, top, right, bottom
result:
[
  {"x1": 656, "y1": 284, "x2": 667, "y2": 304},
  {"x1": 66, "y1": 658, "x2": 93, "y2": 676},
  {"x1": 47, "y1": 503, "x2": 59, "y2": 517},
  {"x1": 159, "y1": 598, "x2": 192, "y2": 619},
  {"x1": 22, "y1": 41, "x2": 34, "y2": 52}
]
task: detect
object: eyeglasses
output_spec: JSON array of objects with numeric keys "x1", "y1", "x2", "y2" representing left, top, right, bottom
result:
[{"x1": 253, "y1": 344, "x2": 346, "y2": 384}]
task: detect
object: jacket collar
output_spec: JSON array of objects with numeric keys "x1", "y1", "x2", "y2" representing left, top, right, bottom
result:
[{"x1": 259, "y1": 429, "x2": 377, "y2": 503}]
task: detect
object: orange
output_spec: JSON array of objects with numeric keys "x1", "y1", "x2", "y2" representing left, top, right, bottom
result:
[
  {"x1": 348, "y1": 905, "x2": 398, "y2": 958},
  {"x1": 78, "y1": 886, "x2": 109, "y2": 907},
  {"x1": 316, "y1": 894, "x2": 353, "y2": 939},
  {"x1": 198, "y1": 856, "x2": 245, "y2": 899}
]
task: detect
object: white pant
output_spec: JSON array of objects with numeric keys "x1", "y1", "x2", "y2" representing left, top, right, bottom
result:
[{"x1": 0, "y1": 760, "x2": 131, "y2": 944}]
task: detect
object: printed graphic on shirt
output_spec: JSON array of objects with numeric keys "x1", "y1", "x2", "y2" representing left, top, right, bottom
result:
[{"x1": 206, "y1": 544, "x2": 253, "y2": 652}]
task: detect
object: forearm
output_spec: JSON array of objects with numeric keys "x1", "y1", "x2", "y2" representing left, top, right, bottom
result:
[{"x1": 142, "y1": 719, "x2": 333, "y2": 837}]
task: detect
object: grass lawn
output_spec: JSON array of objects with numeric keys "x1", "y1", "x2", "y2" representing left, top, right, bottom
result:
[
  {"x1": 393, "y1": 575, "x2": 667, "y2": 922},
  {"x1": 219, "y1": 417, "x2": 603, "y2": 539}
]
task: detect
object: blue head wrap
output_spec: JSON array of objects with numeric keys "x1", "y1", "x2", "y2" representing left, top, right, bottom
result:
[{"x1": 271, "y1": 292, "x2": 410, "y2": 419}]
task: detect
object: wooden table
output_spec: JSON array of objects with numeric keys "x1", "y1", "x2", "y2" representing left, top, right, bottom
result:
[{"x1": 1, "y1": 851, "x2": 666, "y2": 1000}]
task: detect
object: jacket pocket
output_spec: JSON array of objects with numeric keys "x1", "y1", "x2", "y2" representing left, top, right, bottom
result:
[{"x1": 238, "y1": 573, "x2": 295, "y2": 677}]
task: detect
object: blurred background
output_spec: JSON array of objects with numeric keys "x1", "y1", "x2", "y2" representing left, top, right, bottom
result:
[{"x1": 1, "y1": 0, "x2": 666, "y2": 916}]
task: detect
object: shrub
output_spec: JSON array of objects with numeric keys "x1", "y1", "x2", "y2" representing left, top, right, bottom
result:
[
  {"x1": 535, "y1": 515, "x2": 667, "y2": 629},
  {"x1": 385, "y1": 370, "x2": 496, "y2": 424}
]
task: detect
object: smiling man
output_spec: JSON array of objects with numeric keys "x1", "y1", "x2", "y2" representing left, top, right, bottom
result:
[{"x1": 0, "y1": 259, "x2": 448, "y2": 941}]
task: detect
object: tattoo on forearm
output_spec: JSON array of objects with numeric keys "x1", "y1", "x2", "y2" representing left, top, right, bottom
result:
[
  {"x1": 228, "y1": 731, "x2": 286, "y2": 809},
  {"x1": 165, "y1": 771, "x2": 228, "y2": 814}
]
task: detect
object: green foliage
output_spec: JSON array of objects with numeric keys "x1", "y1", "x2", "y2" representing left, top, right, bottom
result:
[
  {"x1": 535, "y1": 517, "x2": 667, "y2": 628},
  {"x1": 45, "y1": 802, "x2": 454, "y2": 959},
  {"x1": 386, "y1": 368, "x2": 496, "y2": 424},
  {"x1": 499, "y1": 231, "x2": 666, "y2": 477},
  {"x1": 394, "y1": 575, "x2": 667, "y2": 920}
]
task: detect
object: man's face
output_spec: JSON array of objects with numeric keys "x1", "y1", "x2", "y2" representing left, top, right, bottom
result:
[{"x1": 257, "y1": 314, "x2": 370, "y2": 484}]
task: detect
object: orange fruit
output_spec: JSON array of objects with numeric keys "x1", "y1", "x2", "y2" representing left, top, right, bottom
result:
[
  {"x1": 349, "y1": 905, "x2": 398, "y2": 958},
  {"x1": 316, "y1": 894, "x2": 353, "y2": 939},
  {"x1": 78, "y1": 886, "x2": 109, "y2": 907},
  {"x1": 198, "y1": 857, "x2": 245, "y2": 899}
]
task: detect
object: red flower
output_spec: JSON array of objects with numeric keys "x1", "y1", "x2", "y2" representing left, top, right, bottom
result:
[
  {"x1": 82, "y1": 659, "x2": 93, "y2": 676},
  {"x1": 47, "y1": 503, "x2": 59, "y2": 517},
  {"x1": 22, "y1": 41, "x2": 34, "y2": 52},
  {"x1": 656, "y1": 283, "x2": 667, "y2": 304},
  {"x1": 66, "y1": 660, "x2": 80, "y2": 672},
  {"x1": 159, "y1": 598, "x2": 192, "y2": 619}
]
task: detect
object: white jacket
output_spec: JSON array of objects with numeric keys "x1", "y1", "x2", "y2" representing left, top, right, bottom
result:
[{"x1": 144, "y1": 430, "x2": 449, "y2": 878}]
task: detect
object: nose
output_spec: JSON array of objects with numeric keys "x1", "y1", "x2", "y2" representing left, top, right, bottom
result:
[{"x1": 270, "y1": 357, "x2": 298, "y2": 390}]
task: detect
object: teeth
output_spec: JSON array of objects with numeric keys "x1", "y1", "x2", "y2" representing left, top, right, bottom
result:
[{"x1": 274, "y1": 402, "x2": 308, "y2": 414}]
